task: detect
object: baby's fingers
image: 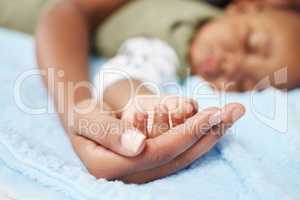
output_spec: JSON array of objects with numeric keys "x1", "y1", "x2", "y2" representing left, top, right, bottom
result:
[
  {"x1": 149, "y1": 105, "x2": 170, "y2": 138},
  {"x1": 165, "y1": 97, "x2": 198, "y2": 127},
  {"x1": 133, "y1": 112, "x2": 148, "y2": 134}
]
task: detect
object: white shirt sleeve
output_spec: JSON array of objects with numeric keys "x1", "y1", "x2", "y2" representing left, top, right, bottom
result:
[{"x1": 94, "y1": 37, "x2": 180, "y2": 99}]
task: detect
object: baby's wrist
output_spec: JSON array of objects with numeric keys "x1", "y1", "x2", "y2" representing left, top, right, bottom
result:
[{"x1": 102, "y1": 79, "x2": 153, "y2": 112}]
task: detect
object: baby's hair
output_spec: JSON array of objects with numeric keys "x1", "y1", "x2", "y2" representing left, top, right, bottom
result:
[
  {"x1": 225, "y1": 0, "x2": 300, "y2": 16},
  {"x1": 206, "y1": 0, "x2": 232, "y2": 7},
  {"x1": 280, "y1": 4, "x2": 300, "y2": 14}
]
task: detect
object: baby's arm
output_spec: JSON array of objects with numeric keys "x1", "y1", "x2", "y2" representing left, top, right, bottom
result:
[
  {"x1": 95, "y1": 38, "x2": 198, "y2": 131},
  {"x1": 96, "y1": 38, "x2": 180, "y2": 110}
]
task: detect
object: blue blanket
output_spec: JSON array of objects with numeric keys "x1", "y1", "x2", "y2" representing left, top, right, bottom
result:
[{"x1": 0, "y1": 28, "x2": 299, "y2": 200}]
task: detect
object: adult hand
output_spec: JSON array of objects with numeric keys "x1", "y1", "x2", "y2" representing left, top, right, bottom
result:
[{"x1": 71, "y1": 102, "x2": 245, "y2": 183}]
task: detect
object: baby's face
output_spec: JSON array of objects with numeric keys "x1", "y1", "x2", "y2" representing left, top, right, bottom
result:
[{"x1": 190, "y1": 8, "x2": 300, "y2": 91}]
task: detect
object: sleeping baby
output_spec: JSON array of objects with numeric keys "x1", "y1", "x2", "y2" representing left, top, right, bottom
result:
[{"x1": 96, "y1": 0, "x2": 300, "y2": 92}]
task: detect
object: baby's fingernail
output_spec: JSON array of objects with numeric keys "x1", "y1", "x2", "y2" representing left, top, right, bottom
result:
[
  {"x1": 155, "y1": 104, "x2": 168, "y2": 114},
  {"x1": 185, "y1": 103, "x2": 194, "y2": 114},
  {"x1": 161, "y1": 105, "x2": 169, "y2": 113},
  {"x1": 191, "y1": 100, "x2": 199, "y2": 111},
  {"x1": 136, "y1": 112, "x2": 146, "y2": 122},
  {"x1": 172, "y1": 108, "x2": 183, "y2": 118},
  {"x1": 121, "y1": 130, "x2": 146, "y2": 153},
  {"x1": 174, "y1": 112, "x2": 182, "y2": 120},
  {"x1": 209, "y1": 111, "x2": 222, "y2": 127},
  {"x1": 231, "y1": 106, "x2": 245, "y2": 122}
]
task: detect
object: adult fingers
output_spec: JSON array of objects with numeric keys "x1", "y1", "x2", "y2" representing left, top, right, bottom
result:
[
  {"x1": 73, "y1": 106, "x2": 223, "y2": 179},
  {"x1": 121, "y1": 103, "x2": 246, "y2": 183},
  {"x1": 131, "y1": 103, "x2": 245, "y2": 171},
  {"x1": 120, "y1": 126, "x2": 224, "y2": 184},
  {"x1": 70, "y1": 135, "x2": 130, "y2": 179},
  {"x1": 74, "y1": 103, "x2": 245, "y2": 180}
]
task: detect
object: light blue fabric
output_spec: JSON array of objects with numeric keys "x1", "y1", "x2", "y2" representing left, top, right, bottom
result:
[{"x1": 0, "y1": 28, "x2": 299, "y2": 200}]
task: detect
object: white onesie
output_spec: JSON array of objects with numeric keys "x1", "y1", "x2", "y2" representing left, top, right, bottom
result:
[{"x1": 94, "y1": 37, "x2": 180, "y2": 99}]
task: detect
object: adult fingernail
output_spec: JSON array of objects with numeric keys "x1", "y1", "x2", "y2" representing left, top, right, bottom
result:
[
  {"x1": 121, "y1": 130, "x2": 146, "y2": 153},
  {"x1": 209, "y1": 111, "x2": 222, "y2": 127}
]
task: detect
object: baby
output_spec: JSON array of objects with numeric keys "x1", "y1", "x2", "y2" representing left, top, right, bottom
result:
[{"x1": 95, "y1": 0, "x2": 300, "y2": 92}]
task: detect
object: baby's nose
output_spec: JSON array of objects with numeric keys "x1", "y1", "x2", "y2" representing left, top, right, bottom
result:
[{"x1": 200, "y1": 55, "x2": 220, "y2": 76}]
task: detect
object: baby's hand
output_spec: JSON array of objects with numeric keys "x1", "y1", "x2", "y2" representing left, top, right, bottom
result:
[{"x1": 121, "y1": 95, "x2": 198, "y2": 138}]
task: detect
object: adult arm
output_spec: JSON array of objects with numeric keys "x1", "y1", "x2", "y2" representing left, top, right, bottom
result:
[{"x1": 36, "y1": 0, "x2": 127, "y2": 131}]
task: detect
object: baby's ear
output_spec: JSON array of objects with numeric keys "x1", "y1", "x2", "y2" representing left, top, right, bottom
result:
[{"x1": 225, "y1": 0, "x2": 265, "y2": 15}]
